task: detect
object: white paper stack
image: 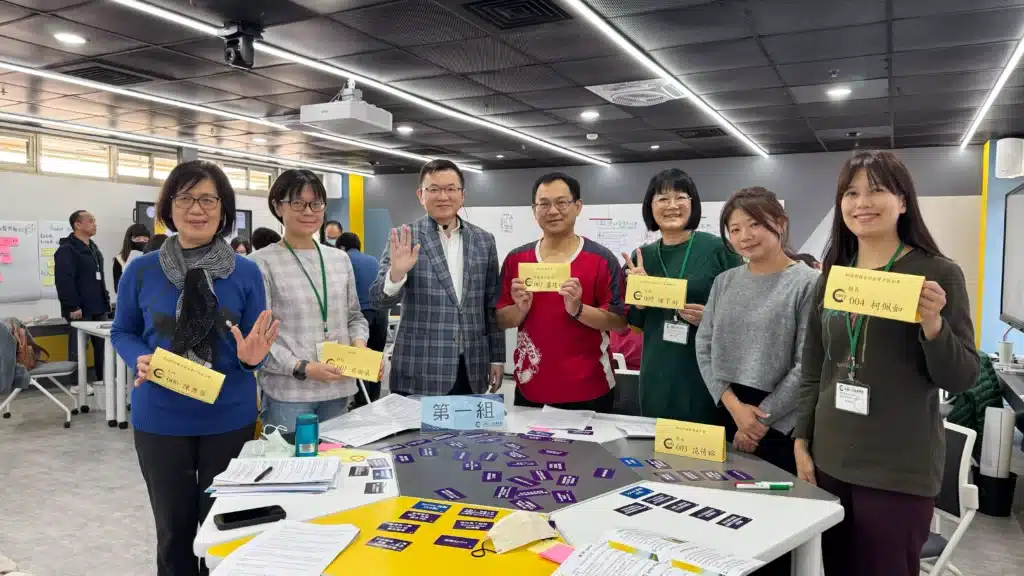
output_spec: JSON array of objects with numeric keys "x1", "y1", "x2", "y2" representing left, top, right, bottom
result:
[
  {"x1": 319, "y1": 393, "x2": 422, "y2": 447},
  {"x1": 208, "y1": 458, "x2": 341, "y2": 497},
  {"x1": 530, "y1": 405, "x2": 595, "y2": 430},
  {"x1": 211, "y1": 521, "x2": 359, "y2": 576}
]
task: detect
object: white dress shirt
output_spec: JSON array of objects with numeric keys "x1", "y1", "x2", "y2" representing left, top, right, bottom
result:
[{"x1": 383, "y1": 219, "x2": 463, "y2": 302}]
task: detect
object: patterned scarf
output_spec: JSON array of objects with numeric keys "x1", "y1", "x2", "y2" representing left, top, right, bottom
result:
[{"x1": 158, "y1": 235, "x2": 236, "y2": 367}]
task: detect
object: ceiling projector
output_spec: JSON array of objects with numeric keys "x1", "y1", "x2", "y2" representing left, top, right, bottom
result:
[{"x1": 300, "y1": 81, "x2": 393, "y2": 135}]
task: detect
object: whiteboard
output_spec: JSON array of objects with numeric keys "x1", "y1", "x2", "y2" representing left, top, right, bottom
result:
[
  {"x1": 0, "y1": 221, "x2": 41, "y2": 304},
  {"x1": 39, "y1": 220, "x2": 72, "y2": 299}
]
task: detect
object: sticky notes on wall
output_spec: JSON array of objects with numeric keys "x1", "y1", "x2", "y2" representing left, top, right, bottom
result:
[
  {"x1": 0, "y1": 246, "x2": 10, "y2": 256},
  {"x1": 0, "y1": 236, "x2": 19, "y2": 247},
  {"x1": 0, "y1": 254, "x2": 12, "y2": 264}
]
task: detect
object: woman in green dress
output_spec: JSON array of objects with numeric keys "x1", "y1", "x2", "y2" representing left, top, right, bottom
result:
[{"x1": 624, "y1": 169, "x2": 742, "y2": 424}]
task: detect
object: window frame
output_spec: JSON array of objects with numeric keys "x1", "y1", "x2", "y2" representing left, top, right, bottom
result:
[
  {"x1": 0, "y1": 129, "x2": 36, "y2": 173},
  {"x1": 38, "y1": 134, "x2": 113, "y2": 180}
]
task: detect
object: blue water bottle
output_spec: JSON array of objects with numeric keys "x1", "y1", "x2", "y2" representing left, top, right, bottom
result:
[{"x1": 294, "y1": 413, "x2": 319, "y2": 457}]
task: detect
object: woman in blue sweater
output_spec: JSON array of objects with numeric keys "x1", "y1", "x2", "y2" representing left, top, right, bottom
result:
[{"x1": 112, "y1": 161, "x2": 278, "y2": 576}]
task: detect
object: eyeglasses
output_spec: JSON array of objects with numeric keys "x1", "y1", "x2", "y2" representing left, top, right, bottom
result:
[
  {"x1": 654, "y1": 194, "x2": 692, "y2": 207},
  {"x1": 173, "y1": 195, "x2": 220, "y2": 211},
  {"x1": 533, "y1": 199, "x2": 575, "y2": 213},
  {"x1": 283, "y1": 199, "x2": 327, "y2": 213},
  {"x1": 424, "y1": 186, "x2": 463, "y2": 196}
]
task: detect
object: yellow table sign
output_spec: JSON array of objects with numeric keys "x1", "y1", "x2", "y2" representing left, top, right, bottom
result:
[
  {"x1": 148, "y1": 347, "x2": 225, "y2": 404},
  {"x1": 626, "y1": 275, "x2": 688, "y2": 309},
  {"x1": 519, "y1": 262, "x2": 570, "y2": 292},
  {"x1": 824, "y1": 265, "x2": 925, "y2": 323},
  {"x1": 320, "y1": 343, "x2": 384, "y2": 382},
  {"x1": 654, "y1": 418, "x2": 726, "y2": 463}
]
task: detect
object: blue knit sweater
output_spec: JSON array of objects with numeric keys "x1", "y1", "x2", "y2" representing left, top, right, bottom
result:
[{"x1": 111, "y1": 251, "x2": 266, "y2": 436}]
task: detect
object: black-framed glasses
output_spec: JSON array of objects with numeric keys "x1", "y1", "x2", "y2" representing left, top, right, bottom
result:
[
  {"x1": 533, "y1": 199, "x2": 575, "y2": 213},
  {"x1": 424, "y1": 185, "x2": 463, "y2": 196},
  {"x1": 173, "y1": 195, "x2": 220, "y2": 210},
  {"x1": 283, "y1": 199, "x2": 327, "y2": 213}
]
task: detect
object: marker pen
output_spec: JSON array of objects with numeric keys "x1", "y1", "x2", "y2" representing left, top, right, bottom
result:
[{"x1": 734, "y1": 481, "x2": 793, "y2": 490}]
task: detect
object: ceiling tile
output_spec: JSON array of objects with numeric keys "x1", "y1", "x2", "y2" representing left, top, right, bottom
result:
[
  {"x1": 585, "y1": 0, "x2": 720, "y2": 18},
  {"x1": 799, "y1": 97, "x2": 889, "y2": 118},
  {"x1": 808, "y1": 114, "x2": 891, "y2": 130},
  {"x1": 101, "y1": 48, "x2": 229, "y2": 80},
  {"x1": 749, "y1": 0, "x2": 887, "y2": 34},
  {"x1": 112, "y1": 110, "x2": 185, "y2": 128},
  {"x1": 893, "y1": 70, "x2": 1000, "y2": 96},
  {"x1": 0, "y1": 102, "x2": 90, "y2": 120},
  {"x1": 72, "y1": 90, "x2": 162, "y2": 111},
  {"x1": 385, "y1": 120, "x2": 442, "y2": 135},
  {"x1": 37, "y1": 95, "x2": 132, "y2": 116},
  {"x1": 389, "y1": 75, "x2": 493, "y2": 100},
  {"x1": 0, "y1": 77, "x2": 69, "y2": 100},
  {"x1": 822, "y1": 137, "x2": 892, "y2": 151},
  {"x1": 171, "y1": 123, "x2": 248, "y2": 139},
  {"x1": 722, "y1": 104, "x2": 805, "y2": 122},
  {"x1": 418, "y1": 116, "x2": 480, "y2": 132},
  {"x1": 333, "y1": 0, "x2": 485, "y2": 47},
  {"x1": 133, "y1": 81, "x2": 241, "y2": 104},
  {"x1": 619, "y1": 140, "x2": 694, "y2": 153},
  {"x1": 551, "y1": 54, "x2": 654, "y2": 85},
  {"x1": 680, "y1": 66, "x2": 782, "y2": 95},
  {"x1": 263, "y1": 17, "x2": 387, "y2": 59},
  {"x1": 611, "y1": 1, "x2": 749, "y2": 51},
  {"x1": 511, "y1": 87, "x2": 607, "y2": 109},
  {"x1": 502, "y1": 21, "x2": 620, "y2": 63},
  {"x1": 734, "y1": 119, "x2": 815, "y2": 135},
  {"x1": 439, "y1": 94, "x2": 530, "y2": 116},
  {"x1": 895, "y1": 108, "x2": 975, "y2": 126},
  {"x1": 548, "y1": 104, "x2": 633, "y2": 123},
  {"x1": 577, "y1": 118, "x2": 653, "y2": 133},
  {"x1": 0, "y1": 14, "x2": 143, "y2": 56},
  {"x1": 652, "y1": 39, "x2": 769, "y2": 75},
  {"x1": 326, "y1": 49, "x2": 444, "y2": 83},
  {"x1": 893, "y1": 134, "x2": 964, "y2": 148},
  {"x1": 146, "y1": 107, "x2": 228, "y2": 125},
  {"x1": 408, "y1": 132, "x2": 477, "y2": 146},
  {"x1": 703, "y1": 87, "x2": 794, "y2": 110},
  {"x1": 5, "y1": 1, "x2": 90, "y2": 10},
  {"x1": 0, "y1": 3, "x2": 31, "y2": 24},
  {"x1": 141, "y1": 0, "x2": 316, "y2": 27},
  {"x1": 893, "y1": 0, "x2": 1024, "y2": 18},
  {"x1": 603, "y1": 129, "x2": 680, "y2": 144},
  {"x1": 191, "y1": 71, "x2": 302, "y2": 97},
  {"x1": 54, "y1": 2, "x2": 203, "y2": 45},
  {"x1": 290, "y1": 1, "x2": 394, "y2": 13},
  {"x1": 0, "y1": 35, "x2": 78, "y2": 67},
  {"x1": 205, "y1": 98, "x2": 294, "y2": 118},
  {"x1": 387, "y1": 104, "x2": 449, "y2": 122},
  {"x1": 891, "y1": 42, "x2": 1016, "y2": 76},
  {"x1": 815, "y1": 125, "x2": 892, "y2": 140},
  {"x1": 893, "y1": 7, "x2": 1024, "y2": 52},
  {"x1": 254, "y1": 63, "x2": 346, "y2": 91},
  {"x1": 73, "y1": 114, "x2": 149, "y2": 132},
  {"x1": 789, "y1": 78, "x2": 890, "y2": 104},
  {"x1": 468, "y1": 65, "x2": 572, "y2": 93},
  {"x1": 895, "y1": 122, "x2": 970, "y2": 137},
  {"x1": 761, "y1": 24, "x2": 887, "y2": 64},
  {"x1": 410, "y1": 37, "x2": 533, "y2": 74},
  {"x1": 776, "y1": 55, "x2": 890, "y2": 85},
  {"x1": 521, "y1": 124, "x2": 588, "y2": 138},
  {"x1": 476, "y1": 111, "x2": 561, "y2": 128},
  {"x1": 631, "y1": 99, "x2": 712, "y2": 129},
  {"x1": 166, "y1": 38, "x2": 291, "y2": 69},
  {"x1": 258, "y1": 90, "x2": 329, "y2": 109}
]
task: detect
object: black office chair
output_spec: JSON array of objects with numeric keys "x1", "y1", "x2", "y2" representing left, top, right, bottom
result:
[{"x1": 919, "y1": 421, "x2": 979, "y2": 576}]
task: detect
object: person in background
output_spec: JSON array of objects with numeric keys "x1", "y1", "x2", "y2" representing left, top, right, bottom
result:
[
  {"x1": 369, "y1": 159, "x2": 504, "y2": 396},
  {"x1": 250, "y1": 170, "x2": 369, "y2": 430},
  {"x1": 795, "y1": 150, "x2": 978, "y2": 576},
  {"x1": 323, "y1": 220, "x2": 343, "y2": 247},
  {"x1": 144, "y1": 234, "x2": 168, "y2": 253},
  {"x1": 111, "y1": 160, "x2": 277, "y2": 576},
  {"x1": 697, "y1": 187, "x2": 818, "y2": 476},
  {"x1": 625, "y1": 169, "x2": 742, "y2": 424},
  {"x1": 336, "y1": 232, "x2": 387, "y2": 409},
  {"x1": 497, "y1": 172, "x2": 626, "y2": 411},
  {"x1": 250, "y1": 227, "x2": 281, "y2": 252},
  {"x1": 54, "y1": 209, "x2": 111, "y2": 393},
  {"x1": 230, "y1": 237, "x2": 251, "y2": 256},
  {"x1": 113, "y1": 223, "x2": 151, "y2": 290}
]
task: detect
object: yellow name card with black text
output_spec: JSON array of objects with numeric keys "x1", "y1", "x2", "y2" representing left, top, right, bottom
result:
[
  {"x1": 626, "y1": 275, "x2": 687, "y2": 309},
  {"x1": 824, "y1": 265, "x2": 925, "y2": 323},
  {"x1": 148, "y1": 347, "x2": 225, "y2": 404},
  {"x1": 654, "y1": 418, "x2": 726, "y2": 463},
  {"x1": 320, "y1": 343, "x2": 384, "y2": 382},
  {"x1": 519, "y1": 262, "x2": 570, "y2": 292}
]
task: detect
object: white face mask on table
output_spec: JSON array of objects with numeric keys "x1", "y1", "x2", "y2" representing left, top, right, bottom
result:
[
  {"x1": 486, "y1": 511, "x2": 558, "y2": 554},
  {"x1": 252, "y1": 424, "x2": 292, "y2": 458}
]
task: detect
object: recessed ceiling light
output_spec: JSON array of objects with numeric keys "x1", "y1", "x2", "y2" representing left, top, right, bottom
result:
[
  {"x1": 650, "y1": 145, "x2": 660, "y2": 150},
  {"x1": 580, "y1": 110, "x2": 600, "y2": 121},
  {"x1": 496, "y1": 154, "x2": 504, "y2": 159},
  {"x1": 54, "y1": 32, "x2": 87, "y2": 45},
  {"x1": 396, "y1": 125, "x2": 414, "y2": 134},
  {"x1": 252, "y1": 137, "x2": 267, "y2": 144},
  {"x1": 826, "y1": 86, "x2": 852, "y2": 100}
]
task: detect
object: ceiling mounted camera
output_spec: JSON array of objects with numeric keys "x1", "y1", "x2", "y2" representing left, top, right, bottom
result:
[{"x1": 219, "y1": 22, "x2": 262, "y2": 70}]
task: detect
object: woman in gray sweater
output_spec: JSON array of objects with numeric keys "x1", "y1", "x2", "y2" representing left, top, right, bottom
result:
[{"x1": 696, "y1": 187, "x2": 818, "y2": 474}]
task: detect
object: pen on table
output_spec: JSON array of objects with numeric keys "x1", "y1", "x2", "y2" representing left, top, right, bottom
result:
[
  {"x1": 734, "y1": 481, "x2": 793, "y2": 490},
  {"x1": 253, "y1": 466, "x2": 274, "y2": 483}
]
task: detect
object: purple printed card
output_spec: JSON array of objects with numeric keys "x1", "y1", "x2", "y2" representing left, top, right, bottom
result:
[
  {"x1": 727, "y1": 469, "x2": 755, "y2": 481},
  {"x1": 701, "y1": 470, "x2": 727, "y2": 481},
  {"x1": 503, "y1": 442, "x2": 524, "y2": 450},
  {"x1": 453, "y1": 520, "x2": 493, "y2": 531},
  {"x1": 451, "y1": 450, "x2": 471, "y2": 461},
  {"x1": 377, "y1": 444, "x2": 406, "y2": 452},
  {"x1": 506, "y1": 460, "x2": 539, "y2": 468},
  {"x1": 557, "y1": 474, "x2": 579, "y2": 486},
  {"x1": 478, "y1": 451, "x2": 499, "y2": 462},
  {"x1": 493, "y1": 485, "x2": 518, "y2": 499},
  {"x1": 538, "y1": 448, "x2": 568, "y2": 457},
  {"x1": 462, "y1": 460, "x2": 481, "y2": 471},
  {"x1": 654, "y1": 471, "x2": 680, "y2": 483},
  {"x1": 547, "y1": 461, "x2": 566, "y2": 471},
  {"x1": 504, "y1": 450, "x2": 529, "y2": 460},
  {"x1": 530, "y1": 469, "x2": 553, "y2": 481},
  {"x1": 366, "y1": 536, "x2": 412, "y2": 552},
  {"x1": 434, "y1": 487, "x2": 466, "y2": 501},
  {"x1": 412, "y1": 501, "x2": 450, "y2": 513},
  {"x1": 620, "y1": 486, "x2": 654, "y2": 499},
  {"x1": 404, "y1": 438, "x2": 433, "y2": 447},
  {"x1": 645, "y1": 459, "x2": 669, "y2": 469},
  {"x1": 516, "y1": 487, "x2": 549, "y2": 498},
  {"x1": 461, "y1": 431, "x2": 489, "y2": 439},
  {"x1": 459, "y1": 507, "x2": 498, "y2": 519},
  {"x1": 482, "y1": 470, "x2": 502, "y2": 482},
  {"x1": 679, "y1": 470, "x2": 702, "y2": 481},
  {"x1": 614, "y1": 503, "x2": 651, "y2": 517},
  {"x1": 373, "y1": 468, "x2": 394, "y2": 480},
  {"x1": 511, "y1": 498, "x2": 543, "y2": 511},
  {"x1": 445, "y1": 440, "x2": 468, "y2": 449},
  {"x1": 593, "y1": 467, "x2": 616, "y2": 479},
  {"x1": 642, "y1": 493, "x2": 677, "y2": 507},
  {"x1": 691, "y1": 506, "x2": 726, "y2": 521},
  {"x1": 526, "y1": 430, "x2": 555, "y2": 437},
  {"x1": 476, "y1": 437, "x2": 504, "y2": 444},
  {"x1": 418, "y1": 447, "x2": 437, "y2": 457},
  {"x1": 717, "y1": 514, "x2": 753, "y2": 530},
  {"x1": 509, "y1": 475, "x2": 539, "y2": 487},
  {"x1": 550, "y1": 438, "x2": 574, "y2": 444},
  {"x1": 399, "y1": 510, "x2": 440, "y2": 523},
  {"x1": 433, "y1": 433, "x2": 458, "y2": 441},
  {"x1": 394, "y1": 453, "x2": 414, "y2": 464},
  {"x1": 368, "y1": 458, "x2": 390, "y2": 468},
  {"x1": 377, "y1": 521, "x2": 420, "y2": 534},
  {"x1": 552, "y1": 490, "x2": 577, "y2": 504},
  {"x1": 664, "y1": 499, "x2": 698, "y2": 514},
  {"x1": 434, "y1": 535, "x2": 478, "y2": 550}
]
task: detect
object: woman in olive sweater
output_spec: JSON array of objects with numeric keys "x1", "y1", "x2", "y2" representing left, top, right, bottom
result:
[
  {"x1": 795, "y1": 150, "x2": 978, "y2": 576},
  {"x1": 624, "y1": 169, "x2": 742, "y2": 424}
]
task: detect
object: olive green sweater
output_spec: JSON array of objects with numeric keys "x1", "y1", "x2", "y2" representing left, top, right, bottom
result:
[{"x1": 795, "y1": 250, "x2": 979, "y2": 497}]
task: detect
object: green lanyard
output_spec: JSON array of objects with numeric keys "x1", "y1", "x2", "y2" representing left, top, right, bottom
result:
[
  {"x1": 283, "y1": 240, "x2": 329, "y2": 336},
  {"x1": 653, "y1": 234, "x2": 695, "y2": 280},
  {"x1": 845, "y1": 242, "x2": 903, "y2": 379}
]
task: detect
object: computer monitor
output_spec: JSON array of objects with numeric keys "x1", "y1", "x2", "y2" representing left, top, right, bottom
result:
[{"x1": 1001, "y1": 185, "x2": 1024, "y2": 331}]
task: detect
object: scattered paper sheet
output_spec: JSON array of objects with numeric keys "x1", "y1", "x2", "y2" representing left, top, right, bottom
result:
[
  {"x1": 211, "y1": 521, "x2": 359, "y2": 576},
  {"x1": 553, "y1": 544, "x2": 688, "y2": 575},
  {"x1": 320, "y1": 394, "x2": 421, "y2": 447},
  {"x1": 605, "y1": 529, "x2": 764, "y2": 576},
  {"x1": 615, "y1": 422, "x2": 656, "y2": 438},
  {"x1": 531, "y1": 405, "x2": 595, "y2": 430},
  {"x1": 213, "y1": 458, "x2": 340, "y2": 485}
]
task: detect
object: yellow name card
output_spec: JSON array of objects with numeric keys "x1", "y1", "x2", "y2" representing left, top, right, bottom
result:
[
  {"x1": 519, "y1": 262, "x2": 570, "y2": 292},
  {"x1": 824, "y1": 265, "x2": 925, "y2": 323},
  {"x1": 320, "y1": 343, "x2": 384, "y2": 382},
  {"x1": 654, "y1": 418, "x2": 726, "y2": 463},
  {"x1": 625, "y1": 275, "x2": 688, "y2": 309},
  {"x1": 148, "y1": 347, "x2": 225, "y2": 404}
]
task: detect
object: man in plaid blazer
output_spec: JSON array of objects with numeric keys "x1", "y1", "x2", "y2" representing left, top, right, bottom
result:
[{"x1": 369, "y1": 160, "x2": 505, "y2": 396}]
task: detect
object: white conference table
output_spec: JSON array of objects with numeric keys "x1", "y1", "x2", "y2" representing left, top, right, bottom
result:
[{"x1": 69, "y1": 320, "x2": 129, "y2": 429}]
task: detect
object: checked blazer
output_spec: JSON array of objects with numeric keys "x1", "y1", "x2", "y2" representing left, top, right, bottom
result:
[{"x1": 369, "y1": 215, "x2": 505, "y2": 395}]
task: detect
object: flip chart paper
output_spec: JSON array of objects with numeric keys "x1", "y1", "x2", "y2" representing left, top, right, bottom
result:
[
  {"x1": 519, "y1": 262, "x2": 570, "y2": 292},
  {"x1": 625, "y1": 275, "x2": 687, "y2": 309},
  {"x1": 148, "y1": 347, "x2": 225, "y2": 404},
  {"x1": 824, "y1": 265, "x2": 925, "y2": 323},
  {"x1": 320, "y1": 342, "x2": 384, "y2": 382}
]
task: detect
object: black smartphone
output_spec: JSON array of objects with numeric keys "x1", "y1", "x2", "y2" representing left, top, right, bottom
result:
[{"x1": 214, "y1": 505, "x2": 286, "y2": 531}]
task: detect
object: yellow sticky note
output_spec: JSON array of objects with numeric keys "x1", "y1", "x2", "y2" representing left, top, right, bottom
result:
[
  {"x1": 42, "y1": 277, "x2": 55, "y2": 287},
  {"x1": 320, "y1": 448, "x2": 378, "y2": 463},
  {"x1": 824, "y1": 265, "x2": 925, "y2": 323},
  {"x1": 519, "y1": 262, "x2": 570, "y2": 292},
  {"x1": 47, "y1": 260, "x2": 55, "y2": 270},
  {"x1": 320, "y1": 343, "x2": 384, "y2": 382},
  {"x1": 626, "y1": 275, "x2": 687, "y2": 309},
  {"x1": 41, "y1": 248, "x2": 56, "y2": 256},
  {"x1": 654, "y1": 418, "x2": 726, "y2": 463},
  {"x1": 148, "y1": 347, "x2": 225, "y2": 404}
]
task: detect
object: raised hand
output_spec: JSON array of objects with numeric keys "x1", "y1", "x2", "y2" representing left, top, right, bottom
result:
[
  {"x1": 231, "y1": 310, "x2": 279, "y2": 366},
  {"x1": 388, "y1": 226, "x2": 421, "y2": 281},
  {"x1": 510, "y1": 278, "x2": 533, "y2": 314},
  {"x1": 622, "y1": 249, "x2": 647, "y2": 276}
]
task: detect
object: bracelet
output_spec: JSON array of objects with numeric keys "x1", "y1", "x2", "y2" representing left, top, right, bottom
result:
[{"x1": 570, "y1": 300, "x2": 583, "y2": 320}]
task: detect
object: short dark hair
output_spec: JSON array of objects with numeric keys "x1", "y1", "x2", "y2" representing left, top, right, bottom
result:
[
  {"x1": 337, "y1": 232, "x2": 361, "y2": 252},
  {"x1": 156, "y1": 160, "x2": 236, "y2": 236},
  {"x1": 324, "y1": 220, "x2": 343, "y2": 233},
  {"x1": 642, "y1": 168, "x2": 702, "y2": 232},
  {"x1": 720, "y1": 187, "x2": 790, "y2": 255},
  {"x1": 268, "y1": 169, "x2": 328, "y2": 224},
  {"x1": 419, "y1": 159, "x2": 464, "y2": 189},
  {"x1": 69, "y1": 210, "x2": 87, "y2": 230},
  {"x1": 230, "y1": 237, "x2": 252, "y2": 254},
  {"x1": 250, "y1": 227, "x2": 282, "y2": 251},
  {"x1": 532, "y1": 172, "x2": 581, "y2": 204},
  {"x1": 143, "y1": 234, "x2": 167, "y2": 253}
]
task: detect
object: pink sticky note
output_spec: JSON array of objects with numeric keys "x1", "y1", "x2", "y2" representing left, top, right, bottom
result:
[
  {"x1": 0, "y1": 246, "x2": 9, "y2": 256},
  {"x1": 540, "y1": 543, "x2": 575, "y2": 564},
  {"x1": 529, "y1": 426, "x2": 554, "y2": 433},
  {"x1": 319, "y1": 442, "x2": 346, "y2": 451},
  {"x1": 0, "y1": 254, "x2": 11, "y2": 264},
  {"x1": 0, "y1": 273, "x2": 4, "y2": 282},
  {"x1": 0, "y1": 236, "x2": 18, "y2": 247}
]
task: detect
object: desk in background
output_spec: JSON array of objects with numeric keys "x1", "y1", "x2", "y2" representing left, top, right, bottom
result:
[
  {"x1": 995, "y1": 369, "x2": 1024, "y2": 449},
  {"x1": 69, "y1": 321, "x2": 128, "y2": 429}
]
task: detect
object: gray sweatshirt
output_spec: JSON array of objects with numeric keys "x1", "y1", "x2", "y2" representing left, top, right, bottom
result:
[{"x1": 695, "y1": 262, "x2": 819, "y2": 434}]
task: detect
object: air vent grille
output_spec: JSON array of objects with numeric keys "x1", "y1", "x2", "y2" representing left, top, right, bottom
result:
[
  {"x1": 463, "y1": 0, "x2": 571, "y2": 30},
  {"x1": 676, "y1": 127, "x2": 728, "y2": 139},
  {"x1": 61, "y1": 64, "x2": 153, "y2": 86}
]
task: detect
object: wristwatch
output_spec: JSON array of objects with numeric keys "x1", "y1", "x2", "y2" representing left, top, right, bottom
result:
[{"x1": 293, "y1": 360, "x2": 309, "y2": 381}]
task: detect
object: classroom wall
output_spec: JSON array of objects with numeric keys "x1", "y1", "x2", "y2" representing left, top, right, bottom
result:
[{"x1": 980, "y1": 141, "x2": 1024, "y2": 353}]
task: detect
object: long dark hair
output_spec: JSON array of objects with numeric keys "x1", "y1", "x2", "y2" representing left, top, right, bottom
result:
[
  {"x1": 821, "y1": 150, "x2": 944, "y2": 279},
  {"x1": 719, "y1": 187, "x2": 790, "y2": 255},
  {"x1": 119, "y1": 223, "x2": 150, "y2": 260}
]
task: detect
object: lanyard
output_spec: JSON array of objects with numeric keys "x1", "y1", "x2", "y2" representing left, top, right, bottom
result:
[
  {"x1": 653, "y1": 234, "x2": 695, "y2": 280},
  {"x1": 845, "y1": 242, "x2": 903, "y2": 378},
  {"x1": 283, "y1": 240, "x2": 328, "y2": 336}
]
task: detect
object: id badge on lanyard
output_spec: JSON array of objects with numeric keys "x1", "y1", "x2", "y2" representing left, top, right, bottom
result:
[
  {"x1": 835, "y1": 374, "x2": 870, "y2": 416},
  {"x1": 663, "y1": 312, "x2": 689, "y2": 345}
]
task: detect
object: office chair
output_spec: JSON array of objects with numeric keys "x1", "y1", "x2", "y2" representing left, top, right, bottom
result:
[{"x1": 920, "y1": 421, "x2": 979, "y2": 576}]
